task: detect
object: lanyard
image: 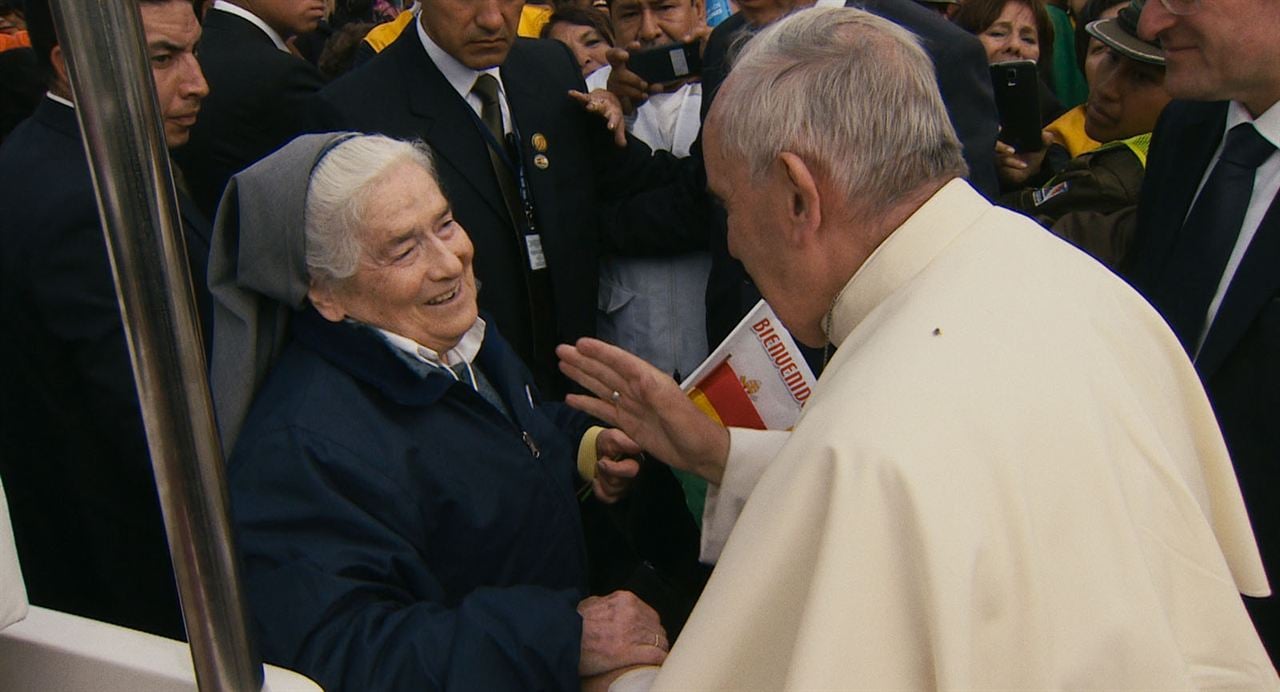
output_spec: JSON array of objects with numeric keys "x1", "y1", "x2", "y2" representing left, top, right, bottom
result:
[{"x1": 467, "y1": 106, "x2": 540, "y2": 238}]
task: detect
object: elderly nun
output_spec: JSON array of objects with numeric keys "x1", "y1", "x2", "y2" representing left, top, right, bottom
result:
[{"x1": 207, "y1": 133, "x2": 671, "y2": 691}]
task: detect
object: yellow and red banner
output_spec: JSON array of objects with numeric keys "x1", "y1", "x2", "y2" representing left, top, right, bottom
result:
[{"x1": 682, "y1": 300, "x2": 816, "y2": 432}]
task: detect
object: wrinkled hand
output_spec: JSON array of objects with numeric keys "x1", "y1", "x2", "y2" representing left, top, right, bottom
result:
[
  {"x1": 579, "y1": 591, "x2": 668, "y2": 676},
  {"x1": 570, "y1": 88, "x2": 628, "y2": 148},
  {"x1": 558, "y1": 338, "x2": 729, "y2": 484},
  {"x1": 995, "y1": 130, "x2": 1053, "y2": 187},
  {"x1": 593, "y1": 428, "x2": 642, "y2": 504}
]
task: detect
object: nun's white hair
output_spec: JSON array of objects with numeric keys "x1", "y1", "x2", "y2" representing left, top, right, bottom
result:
[{"x1": 304, "y1": 135, "x2": 437, "y2": 282}]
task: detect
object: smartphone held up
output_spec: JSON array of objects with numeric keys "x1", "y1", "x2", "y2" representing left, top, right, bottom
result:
[
  {"x1": 627, "y1": 41, "x2": 702, "y2": 86},
  {"x1": 990, "y1": 59, "x2": 1043, "y2": 153}
]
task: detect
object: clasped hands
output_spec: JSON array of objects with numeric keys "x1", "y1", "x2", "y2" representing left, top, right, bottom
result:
[{"x1": 578, "y1": 590, "x2": 668, "y2": 689}]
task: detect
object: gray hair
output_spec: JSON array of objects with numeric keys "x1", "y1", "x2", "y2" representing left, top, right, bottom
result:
[
  {"x1": 711, "y1": 7, "x2": 967, "y2": 217},
  {"x1": 304, "y1": 135, "x2": 437, "y2": 282}
]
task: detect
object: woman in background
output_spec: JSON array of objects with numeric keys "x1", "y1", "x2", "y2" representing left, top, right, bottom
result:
[
  {"x1": 543, "y1": 7, "x2": 615, "y2": 78},
  {"x1": 954, "y1": 0, "x2": 1066, "y2": 187}
]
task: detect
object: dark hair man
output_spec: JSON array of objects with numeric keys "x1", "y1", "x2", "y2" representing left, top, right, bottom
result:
[
  {"x1": 174, "y1": 0, "x2": 326, "y2": 216},
  {"x1": 1001, "y1": 0, "x2": 1173, "y2": 267},
  {"x1": 0, "y1": 0, "x2": 211, "y2": 638},
  {"x1": 1124, "y1": 0, "x2": 1280, "y2": 666}
]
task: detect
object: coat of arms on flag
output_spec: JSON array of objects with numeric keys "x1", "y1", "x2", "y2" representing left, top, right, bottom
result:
[{"x1": 681, "y1": 300, "x2": 816, "y2": 432}]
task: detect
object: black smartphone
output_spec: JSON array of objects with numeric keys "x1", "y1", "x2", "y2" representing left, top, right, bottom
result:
[
  {"x1": 990, "y1": 60, "x2": 1043, "y2": 153},
  {"x1": 627, "y1": 41, "x2": 702, "y2": 85}
]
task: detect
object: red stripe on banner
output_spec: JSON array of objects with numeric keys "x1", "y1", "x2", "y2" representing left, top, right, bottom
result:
[{"x1": 698, "y1": 360, "x2": 767, "y2": 429}]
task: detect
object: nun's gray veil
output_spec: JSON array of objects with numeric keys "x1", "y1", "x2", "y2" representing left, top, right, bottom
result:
[{"x1": 207, "y1": 132, "x2": 356, "y2": 454}]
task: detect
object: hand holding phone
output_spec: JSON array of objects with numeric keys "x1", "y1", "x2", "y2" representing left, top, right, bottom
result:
[{"x1": 626, "y1": 41, "x2": 702, "y2": 86}]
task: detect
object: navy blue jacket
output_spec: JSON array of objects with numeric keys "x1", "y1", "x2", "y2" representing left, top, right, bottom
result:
[
  {"x1": 0, "y1": 97, "x2": 208, "y2": 638},
  {"x1": 229, "y1": 309, "x2": 590, "y2": 691}
]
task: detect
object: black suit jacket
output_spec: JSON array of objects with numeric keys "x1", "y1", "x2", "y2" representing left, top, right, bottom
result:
[
  {"x1": 1124, "y1": 99, "x2": 1280, "y2": 666},
  {"x1": 0, "y1": 98, "x2": 213, "y2": 639},
  {"x1": 175, "y1": 8, "x2": 325, "y2": 216},
  {"x1": 0, "y1": 47, "x2": 42, "y2": 146},
  {"x1": 315, "y1": 32, "x2": 688, "y2": 390}
]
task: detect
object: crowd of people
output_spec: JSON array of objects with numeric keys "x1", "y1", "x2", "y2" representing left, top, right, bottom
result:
[{"x1": 0, "y1": 0, "x2": 1278, "y2": 688}]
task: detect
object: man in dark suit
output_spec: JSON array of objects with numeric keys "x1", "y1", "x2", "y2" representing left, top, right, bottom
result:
[
  {"x1": 0, "y1": 0, "x2": 212, "y2": 639},
  {"x1": 315, "y1": 0, "x2": 692, "y2": 395},
  {"x1": 175, "y1": 0, "x2": 326, "y2": 216},
  {"x1": 1125, "y1": 0, "x2": 1280, "y2": 666}
]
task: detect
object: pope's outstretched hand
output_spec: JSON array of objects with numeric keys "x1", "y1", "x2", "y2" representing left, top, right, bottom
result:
[{"x1": 557, "y1": 338, "x2": 730, "y2": 485}]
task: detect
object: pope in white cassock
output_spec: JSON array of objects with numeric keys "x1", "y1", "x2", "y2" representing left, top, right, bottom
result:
[{"x1": 557, "y1": 7, "x2": 1280, "y2": 690}]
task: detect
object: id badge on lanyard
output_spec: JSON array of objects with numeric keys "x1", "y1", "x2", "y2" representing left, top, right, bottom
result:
[{"x1": 474, "y1": 108, "x2": 547, "y2": 273}]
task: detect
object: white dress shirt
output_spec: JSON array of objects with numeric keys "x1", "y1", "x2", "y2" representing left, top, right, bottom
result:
[
  {"x1": 44, "y1": 92, "x2": 74, "y2": 109},
  {"x1": 377, "y1": 318, "x2": 487, "y2": 370}
]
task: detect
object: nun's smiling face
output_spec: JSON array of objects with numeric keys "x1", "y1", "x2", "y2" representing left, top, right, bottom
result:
[{"x1": 310, "y1": 161, "x2": 479, "y2": 356}]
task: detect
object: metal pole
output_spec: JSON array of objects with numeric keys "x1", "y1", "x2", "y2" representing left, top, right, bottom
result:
[{"x1": 48, "y1": 1, "x2": 262, "y2": 689}]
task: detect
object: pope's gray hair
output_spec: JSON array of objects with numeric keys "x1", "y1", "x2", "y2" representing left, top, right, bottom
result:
[
  {"x1": 711, "y1": 7, "x2": 967, "y2": 217},
  {"x1": 304, "y1": 135, "x2": 437, "y2": 282}
]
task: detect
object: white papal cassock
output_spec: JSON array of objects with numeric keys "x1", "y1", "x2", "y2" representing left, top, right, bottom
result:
[{"x1": 626, "y1": 179, "x2": 1277, "y2": 690}]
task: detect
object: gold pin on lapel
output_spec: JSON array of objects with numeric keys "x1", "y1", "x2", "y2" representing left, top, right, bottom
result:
[
  {"x1": 533, "y1": 154, "x2": 550, "y2": 170},
  {"x1": 531, "y1": 133, "x2": 548, "y2": 152}
]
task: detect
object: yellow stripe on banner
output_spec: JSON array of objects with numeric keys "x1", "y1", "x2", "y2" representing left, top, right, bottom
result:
[{"x1": 688, "y1": 388, "x2": 725, "y2": 426}]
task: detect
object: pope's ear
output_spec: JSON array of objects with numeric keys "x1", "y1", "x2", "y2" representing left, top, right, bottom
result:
[
  {"x1": 307, "y1": 279, "x2": 346, "y2": 323},
  {"x1": 777, "y1": 151, "x2": 822, "y2": 244}
]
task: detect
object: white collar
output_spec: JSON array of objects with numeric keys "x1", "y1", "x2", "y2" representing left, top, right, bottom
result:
[
  {"x1": 826, "y1": 179, "x2": 984, "y2": 346},
  {"x1": 415, "y1": 16, "x2": 505, "y2": 103},
  {"x1": 212, "y1": 1, "x2": 289, "y2": 52},
  {"x1": 1226, "y1": 99, "x2": 1280, "y2": 151},
  {"x1": 45, "y1": 92, "x2": 74, "y2": 109},
  {"x1": 376, "y1": 317, "x2": 487, "y2": 368}
]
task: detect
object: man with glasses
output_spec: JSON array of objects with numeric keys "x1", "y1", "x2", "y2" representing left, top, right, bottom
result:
[{"x1": 1124, "y1": 0, "x2": 1280, "y2": 667}]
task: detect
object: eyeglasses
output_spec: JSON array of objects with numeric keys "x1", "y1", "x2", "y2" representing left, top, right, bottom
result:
[{"x1": 1157, "y1": 0, "x2": 1202, "y2": 16}]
